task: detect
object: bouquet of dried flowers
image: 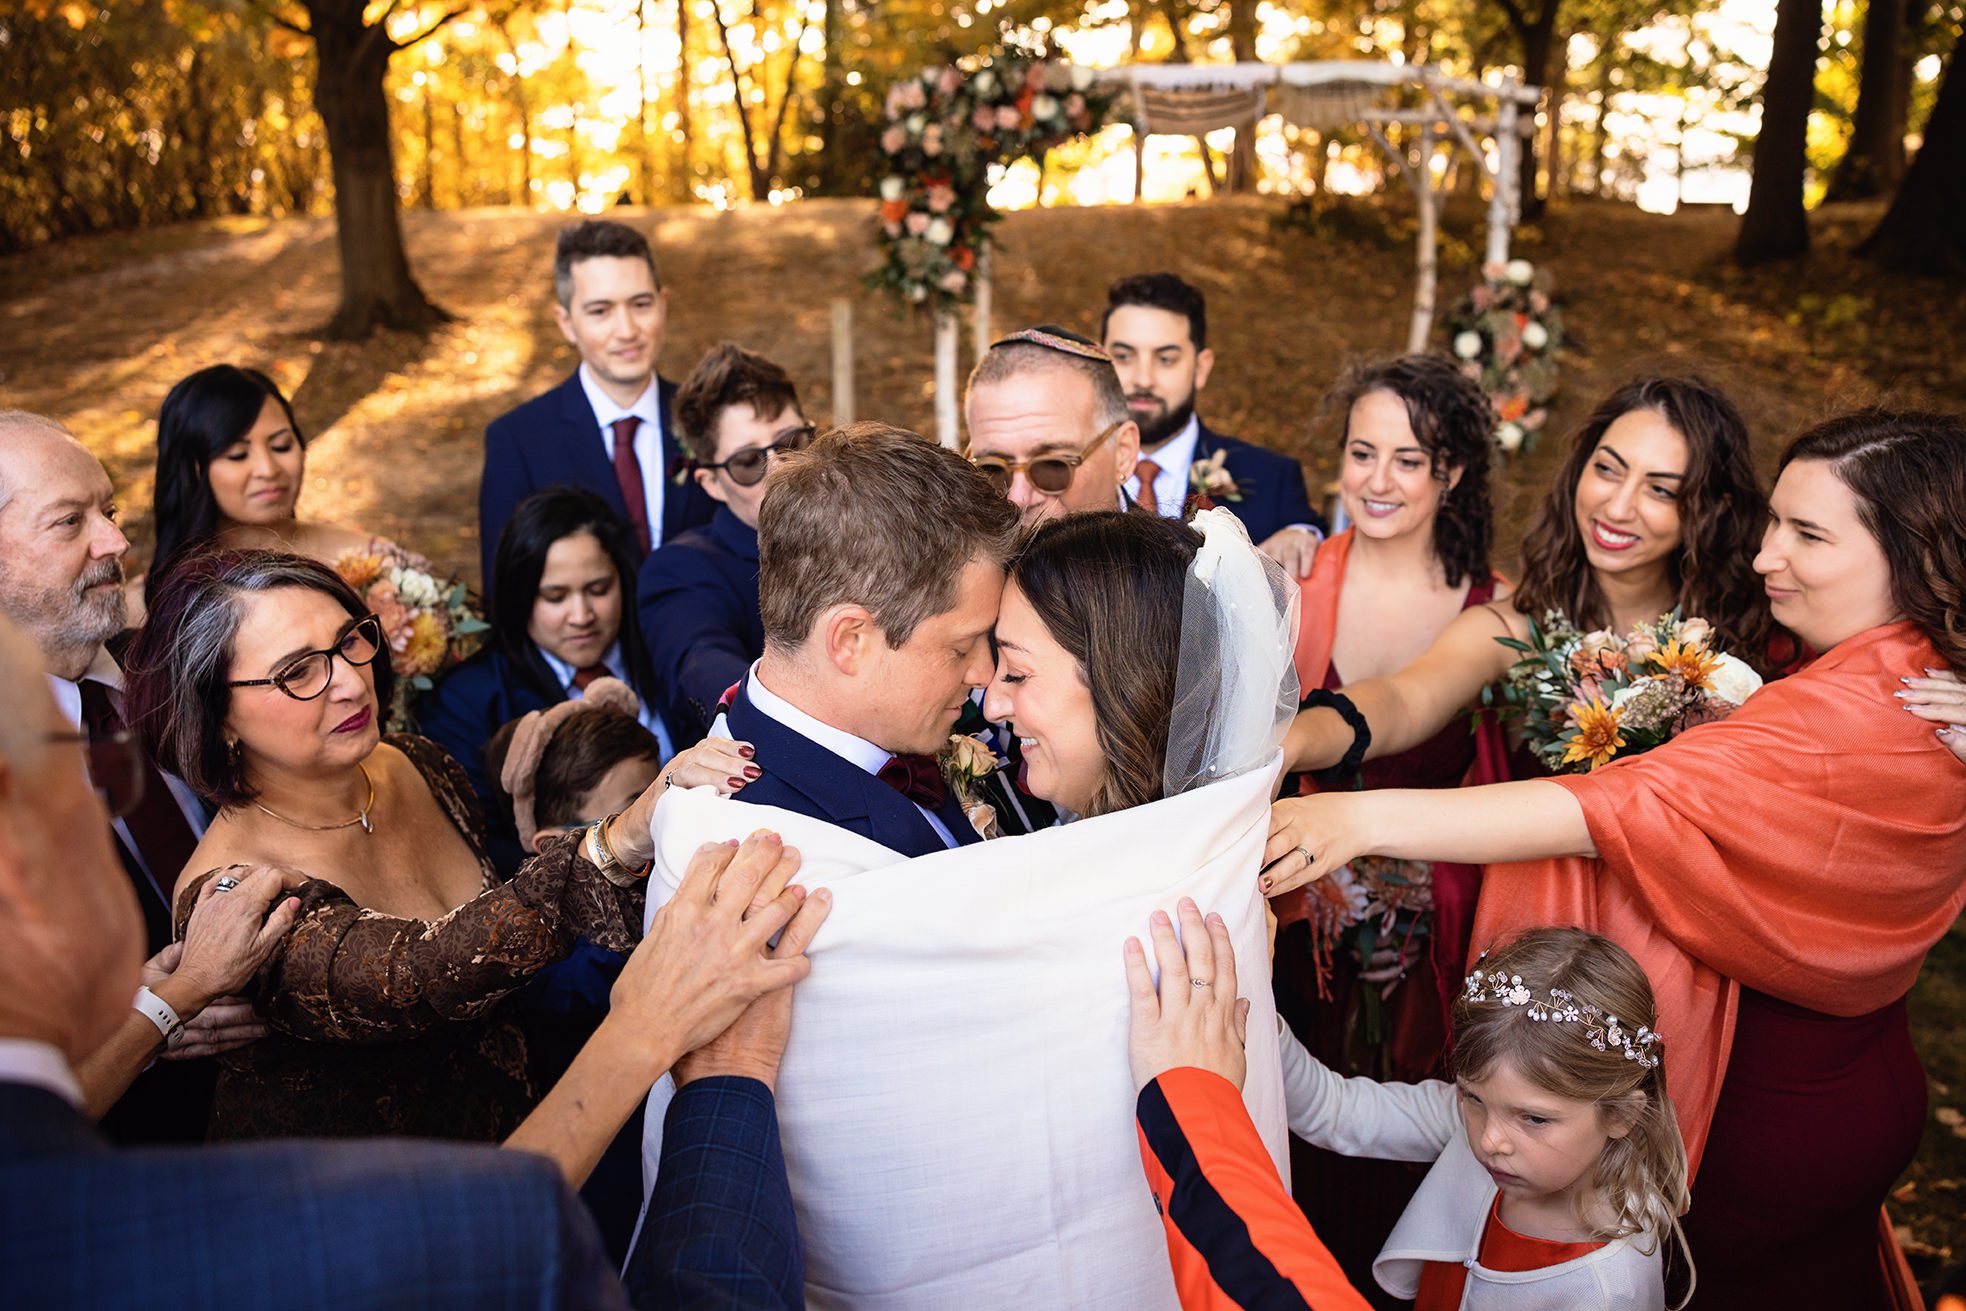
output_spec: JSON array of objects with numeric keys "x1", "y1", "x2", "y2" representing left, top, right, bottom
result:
[{"x1": 334, "y1": 543, "x2": 489, "y2": 730}]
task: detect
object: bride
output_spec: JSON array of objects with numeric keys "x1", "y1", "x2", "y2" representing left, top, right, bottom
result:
[{"x1": 639, "y1": 507, "x2": 1299, "y2": 1309}]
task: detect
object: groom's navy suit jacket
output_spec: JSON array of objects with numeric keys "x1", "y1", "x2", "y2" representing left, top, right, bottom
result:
[
  {"x1": 724, "y1": 681, "x2": 982, "y2": 858},
  {"x1": 479, "y1": 371, "x2": 716, "y2": 588},
  {"x1": 1195, "y1": 420, "x2": 1325, "y2": 543}
]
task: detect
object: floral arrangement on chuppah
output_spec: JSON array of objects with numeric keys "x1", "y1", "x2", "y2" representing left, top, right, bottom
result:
[
  {"x1": 1486, "y1": 610, "x2": 1762, "y2": 773},
  {"x1": 334, "y1": 543, "x2": 489, "y2": 730},
  {"x1": 871, "y1": 50, "x2": 1125, "y2": 314},
  {"x1": 1444, "y1": 258, "x2": 1565, "y2": 456}
]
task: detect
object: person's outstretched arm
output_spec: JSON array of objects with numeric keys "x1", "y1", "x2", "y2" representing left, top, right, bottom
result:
[
  {"x1": 1126, "y1": 900, "x2": 1374, "y2": 1311},
  {"x1": 1286, "y1": 602, "x2": 1518, "y2": 772}
]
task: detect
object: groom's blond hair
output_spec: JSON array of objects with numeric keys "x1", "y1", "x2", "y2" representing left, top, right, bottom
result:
[{"x1": 759, "y1": 423, "x2": 1021, "y2": 649}]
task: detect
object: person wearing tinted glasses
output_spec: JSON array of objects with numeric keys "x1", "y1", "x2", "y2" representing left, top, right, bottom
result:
[
  {"x1": 119, "y1": 550, "x2": 752, "y2": 1146},
  {"x1": 962, "y1": 325, "x2": 1144, "y2": 526},
  {"x1": 638, "y1": 343, "x2": 813, "y2": 746}
]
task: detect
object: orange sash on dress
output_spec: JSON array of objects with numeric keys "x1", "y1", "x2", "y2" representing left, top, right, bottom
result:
[
  {"x1": 1292, "y1": 528, "x2": 1352, "y2": 696},
  {"x1": 1472, "y1": 621, "x2": 1966, "y2": 1175}
]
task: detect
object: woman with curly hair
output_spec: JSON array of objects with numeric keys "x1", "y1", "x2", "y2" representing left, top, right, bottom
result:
[
  {"x1": 1266, "y1": 410, "x2": 1966, "y2": 1309},
  {"x1": 1274, "y1": 353, "x2": 1506, "y2": 1300}
]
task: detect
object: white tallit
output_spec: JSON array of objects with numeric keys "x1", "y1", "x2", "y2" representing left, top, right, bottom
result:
[{"x1": 637, "y1": 756, "x2": 1289, "y2": 1309}]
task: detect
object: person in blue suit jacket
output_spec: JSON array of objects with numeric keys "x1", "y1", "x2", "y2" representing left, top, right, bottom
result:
[
  {"x1": 0, "y1": 615, "x2": 824, "y2": 1311},
  {"x1": 709, "y1": 423, "x2": 1023, "y2": 858},
  {"x1": 479, "y1": 219, "x2": 715, "y2": 591},
  {"x1": 1101, "y1": 272, "x2": 1326, "y2": 574},
  {"x1": 639, "y1": 343, "x2": 814, "y2": 747}
]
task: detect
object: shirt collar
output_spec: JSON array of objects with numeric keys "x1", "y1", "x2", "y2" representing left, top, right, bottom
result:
[
  {"x1": 1142, "y1": 413, "x2": 1202, "y2": 479},
  {"x1": 0, "y1": 1038, "x2": 83, "y2": 1110},
  {"x1": 744, "y1": 661, "x2": 892, "y2": 777},
  {"x1": 46, "y1": 645, "x2": 123, "y2": 730},
  {"x1": 538, "y1": 641, "x2": 627, "y2": 694},
  {"x1": 577, "y1": 365, "x2": 661, "y2": 432}
]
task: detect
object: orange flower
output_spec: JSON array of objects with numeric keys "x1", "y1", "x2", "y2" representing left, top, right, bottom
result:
[
  {"x1": 1650, "y1": 638, "x2": 1722, "y2": 691},
  {"x1": 1496, "y1": 393, "x2": 1530, "y2": 422},
  {"x1": 952, "y1": 245, "x2": 975, "y2": 271},
  {"x1": 336, "y1": 550, "x2": 388, "y2": 592},
  {"x1": 1561, "y1": 698, "x2": 1627, "y2": 771},
  {"x1": 400, "y1": 609, "x2": 452, "y2": 679},
  {"x1": 879, "y1": 198, "x2": 910, "y2": 224}
]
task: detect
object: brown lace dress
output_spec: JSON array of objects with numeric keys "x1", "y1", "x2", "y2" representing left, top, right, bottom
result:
[{"x1": 173, "y1": 735, "x2": 643, "y2": 1143}]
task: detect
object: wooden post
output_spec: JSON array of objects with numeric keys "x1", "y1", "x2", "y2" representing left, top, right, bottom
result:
[
  {"x1": 830, "y1": 298, "x2": 855, "y2": 426},
  {"x1": 1490, "y1": 95, "x2": 1521, "y2": 266},
  {"x1": 934, "y1": 310, "x2": 960, "y2": 449},
  {"x1": 971, "y1": 242, "x2": 993, "y2": 364},
  {"x1": 1409, "y1": 125, "x2": 1440, "y2": 353}
]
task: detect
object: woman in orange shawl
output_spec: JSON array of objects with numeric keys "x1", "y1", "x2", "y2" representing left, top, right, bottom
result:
[{"x1": 1265, "y1": 411, "x2": 1966, "y2": 1309}]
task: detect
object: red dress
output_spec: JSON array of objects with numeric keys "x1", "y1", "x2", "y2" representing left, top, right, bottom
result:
[{"x1": 1412, "y1": 1196, "x2": 1607, "y2": 1310}]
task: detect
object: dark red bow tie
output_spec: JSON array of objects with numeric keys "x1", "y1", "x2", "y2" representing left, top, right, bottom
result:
[{"x1": 878, "y1": 753, "x2": 947, "y2": 809}]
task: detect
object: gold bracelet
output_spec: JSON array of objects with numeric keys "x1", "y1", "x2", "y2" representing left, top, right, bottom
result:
[{"x1": 584, "y1": 813, "x2": 649, "y2": 888}]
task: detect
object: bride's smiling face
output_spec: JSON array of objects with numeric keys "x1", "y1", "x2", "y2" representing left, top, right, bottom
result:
[{"x1": 983, "y1": 581, "x2": 1104, "y2": 815}]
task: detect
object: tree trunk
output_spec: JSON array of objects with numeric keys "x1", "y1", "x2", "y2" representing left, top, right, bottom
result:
[
  {"x1": 1155, "y1": 0, "x2": 1218, "y2": 193},
  {"x1": 419, "y1": 80, "x2": 436, "y2": 209},
  {"x1": 1826, "y1": 0, "x2": 1911, "y2": 200},
  {"x1": 1582, "y1": 46, "x2": 1614, "y2": 195},
  {"x1": 1860, "y1": 41, "x2": 1966, "y2": 274},
  {"x1": 493, "y1": 16, "x2": 532, "y2": 206},
  {"x1": 1514, "y1": 5, "x2": 1558, "y2": 219},
  {"x1": 1735, "y1": 0, "x2": 1824, "y2": 264},
  {"x1": 1223, "y1": 0, "x2": 1258, "y2": 192},
  {"x1": 813, "y1": 0, "x2": 841, "y2": 191},
  {"x1": 1544, "y1": 31, "x2": 1570, "y2": 200},
  {"x1": 674, "y1": 0, "x2": 694, "y2": 199},
  {"x1": 305, "y1": 3, "x2": 449, "y2": 337},
  {"x1": 710, "y1": 0, "x2": 768, "y2": 200}
]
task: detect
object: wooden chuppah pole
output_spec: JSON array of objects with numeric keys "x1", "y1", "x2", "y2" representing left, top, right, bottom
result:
[
  {"x1": 934, "y1": 309, "x2": 960, "y2": 449},
  {"x1": 972, "y1": 242, "x2": 993, "y2": 365}
]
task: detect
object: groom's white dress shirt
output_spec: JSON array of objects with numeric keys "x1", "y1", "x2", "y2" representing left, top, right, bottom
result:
[{"x1": 0, "y1": 1039, "x2": 82, "y2": 1109}]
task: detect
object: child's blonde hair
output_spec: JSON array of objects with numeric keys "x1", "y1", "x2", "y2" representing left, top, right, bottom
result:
[{"x1": 1452, "y1": 927, "x2": 1692, "y2": 1293}]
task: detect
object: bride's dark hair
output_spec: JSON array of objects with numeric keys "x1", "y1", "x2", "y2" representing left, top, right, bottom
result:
[{"x1": 1009, "y1": 511, "x2": 1200, "y2": 817}]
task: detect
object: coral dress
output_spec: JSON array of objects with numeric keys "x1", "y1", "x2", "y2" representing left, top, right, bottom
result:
[{"x1": 1412, "y1": 1197, "x2": 1607, "y2": 1310}]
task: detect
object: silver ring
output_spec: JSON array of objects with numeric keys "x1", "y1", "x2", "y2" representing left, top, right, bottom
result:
[
  {"x1": 664, "y1": 771, "x2": 676, "y2": 788},
  {"x1": 1190, "y1": 978, "x2": 1210, "y2": 988},
  {"x1": 212, "y1": 875, "x2": 240, "y2": 894},
  {"x1": 1297, "y1": 846, "x2": 1313, "y2": 866}
]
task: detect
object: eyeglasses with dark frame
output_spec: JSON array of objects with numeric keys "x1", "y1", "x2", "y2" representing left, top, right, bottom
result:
[
  {"x1": 698, "y1": 423, "x2": 817, "y2": 488},
  {"x1": 227, "y1": 614, "x2": 385, "y2": 702},
  {"x1": 967, "y1": 419, "x2": 1128, "y2": 498},
  {"x1": 47, "y1": 728, "x2": 145, "y2": 819}
]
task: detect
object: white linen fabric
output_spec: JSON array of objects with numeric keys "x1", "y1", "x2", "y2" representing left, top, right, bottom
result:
[{"x1": 638, "y1": 755, "x2": 1290, "y2": 1309}]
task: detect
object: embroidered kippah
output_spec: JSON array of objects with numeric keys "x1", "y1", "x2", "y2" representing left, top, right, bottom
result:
[
  {"x1": 1463, "y1": 960, "x2": 1663, "y2": 1070},
  {"x1": 988, "y1": 325, "x2": 1112, "y2": 362}
]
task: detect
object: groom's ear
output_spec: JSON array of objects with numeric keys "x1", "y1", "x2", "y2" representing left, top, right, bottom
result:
[{"x1": 818, "y1": 603, "x2": 880, "y2": 676}]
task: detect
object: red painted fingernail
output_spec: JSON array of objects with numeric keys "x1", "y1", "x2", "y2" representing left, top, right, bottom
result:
[
  {"x1": 743, "y1": 765, "x2": 762, "y2": 779},
  {"x1": 1258, "y1": 876, "x2": 1272, "y2": 893},
  {"x1": 738, "y1": 744, "x2": 756, "y2": 758},
  {"x1": 728, "y1": 775, "x2": 745, "y2": 788}
]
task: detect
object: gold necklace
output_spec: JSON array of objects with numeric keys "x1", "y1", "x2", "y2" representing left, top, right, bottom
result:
[{"x1": 251, "y1": 761, "x2": 376, "y2": 835}]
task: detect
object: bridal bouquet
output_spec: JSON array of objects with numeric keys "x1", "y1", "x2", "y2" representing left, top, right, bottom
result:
[
  {"x1": 334, "y1": 543, "x2": 489, "y2": 729},
  {"x1": 1488, "y1": 610, "x2": 1762, "y2": 773},
  {"x1": 1305, "y1": 853, "x2": 1435, "y2": 1028}
]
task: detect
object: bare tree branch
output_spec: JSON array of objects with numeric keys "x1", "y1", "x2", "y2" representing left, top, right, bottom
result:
[
  {"x1": 247, "y1": 0, "x2": 313, "y2": 37},
  {"x1": 389, "y1": 4, "x2": 469, "y2": 51}
]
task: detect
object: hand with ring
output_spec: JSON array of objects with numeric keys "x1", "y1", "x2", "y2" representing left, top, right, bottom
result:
[
  {"x1": 1124, "y1": 897, "x2": 1250, "y2": 1094},
  {"x1": 1260, "y1": 793, "x2": 1373, "y2": 897}
]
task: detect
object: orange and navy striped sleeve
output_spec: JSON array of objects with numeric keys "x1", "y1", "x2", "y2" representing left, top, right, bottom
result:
[{"x1": 1136, "y1": 1067, "x2": 1374, "y2": 1311}]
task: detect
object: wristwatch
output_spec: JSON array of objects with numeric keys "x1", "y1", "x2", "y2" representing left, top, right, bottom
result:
[
  {"x1": 583, "y1": 813, "x2": 649, "y2": 888},
  {"x1": 132, "y1": 985, "x2": 186, "y2": 1051}
]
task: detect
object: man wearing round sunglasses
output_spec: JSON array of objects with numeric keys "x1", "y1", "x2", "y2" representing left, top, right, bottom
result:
[
  {"x1": 962, "y1": 325, "x2": 1144, "y2": 525},
  {"x1": 639, "y1": 344, "x2": 812, "y2": 747}
]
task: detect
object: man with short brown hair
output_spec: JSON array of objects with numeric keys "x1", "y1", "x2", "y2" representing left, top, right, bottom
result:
[{"x1": 712, "y1": 422, "x2": 1021, "y2": 856}]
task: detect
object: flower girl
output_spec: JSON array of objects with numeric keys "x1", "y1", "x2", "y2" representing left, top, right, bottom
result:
[{"x1": 1279, "y1": 927, "x2": 1691, "y2": 1309}]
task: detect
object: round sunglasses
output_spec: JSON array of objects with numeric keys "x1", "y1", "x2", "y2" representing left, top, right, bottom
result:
[
  {"x1": 967, "y1": 419, "x2": 1126, "y2": 497},
  {"x1": 698, "y1": 423, "x2": 817, "y2": 487}
]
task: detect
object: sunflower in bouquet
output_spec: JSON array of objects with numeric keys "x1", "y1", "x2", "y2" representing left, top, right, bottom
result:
[
  {"x1": 1487, "y1": 610, "x2": 1763, "y2": 773},
  {"x1": 334, "y1": 544, "x2": 490, "y2": 730}
]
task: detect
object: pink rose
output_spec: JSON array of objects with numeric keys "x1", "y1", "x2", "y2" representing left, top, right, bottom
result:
[
  {"x1": 881, "y1": 125, "x2": 907, "y2": 154},
  {"x1": 995, "y1": 105, "x2": 1020, "y2": 131},
  {"x1": 905, "y1": 211, "x2": 930, "y2": 236},
  {"x1": 883, "y1": 219, "x2": 902, "y2": 238},
  {"x1": 899, "y1": 81, "x2": 927, "y2": 111},
  {"x1": 921, "y1": 124, "x2": 943, "y2": 156},
  {"x1": 927, "y1": 185, "x2": 954, "y2": 212},
  {"x1": 937, "y1": 67, "x2": 960, "y2": 96},
  {"x1": 1065, "y1": 93, "x2": 1086, "y2": 117},
  {"x1": 1470, "y1": 286, "x2": 1495, "y2": 310},
  {"x1": 885, "y1": 86, "x2": 905, "y2": 119},
  {"x1": 972, "y1": 105, "x2": 995, "y2": 132},
  {"x1": 1529, "y1": 290, "x2": 1551, "y2": 314},
  {"x1": 939, "y1": 269, "x2": 968, "y2": 294}
]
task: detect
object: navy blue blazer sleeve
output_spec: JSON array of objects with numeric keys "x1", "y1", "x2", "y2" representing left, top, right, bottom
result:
[
  {"x1": 638, "y1": 549, "x2": 759, "y2": 748},
  {"x1": 626, "y1": 1076, "x2": 803, "y2": 1311},
  {"x1": 1219, "y1": 438, "x2": 1322, "y2": 541},
  {"x1": 479, "y1": 412, "x2": 534, "y2": 592}
]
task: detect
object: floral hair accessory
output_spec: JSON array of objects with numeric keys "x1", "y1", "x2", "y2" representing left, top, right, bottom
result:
[
  {"x1": 988, "y1": 325, "x2": 1112, "y2": 363},
  {"x1": 1463, "y1": 961, "x2": 1663, "y2": 1070},
  {"x1": 501, "y1": 677, "x2": 642, "y2": 851}
]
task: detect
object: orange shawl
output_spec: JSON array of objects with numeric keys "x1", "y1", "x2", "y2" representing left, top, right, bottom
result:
[
  {"x1": 1473, "y1": 621, "x2": 1966, "y2": 1173},
  {"x1": 1292, "y1": 529, "x2": 1352, "y2": 695}
]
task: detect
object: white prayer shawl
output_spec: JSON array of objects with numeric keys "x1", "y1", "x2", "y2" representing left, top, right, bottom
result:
[{"x1": 638, "y1": 754, "x2": 1290, "y2": 1309}]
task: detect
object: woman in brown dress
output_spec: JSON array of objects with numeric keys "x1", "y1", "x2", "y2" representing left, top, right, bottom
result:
[{"x1": 123, "y1": 549, "x2": 755, "y2": 1142}]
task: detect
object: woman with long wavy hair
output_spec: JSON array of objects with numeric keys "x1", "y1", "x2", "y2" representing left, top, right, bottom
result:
[{"x1": 1280, "y1": 375, "x2": 1783, "y2": 787}]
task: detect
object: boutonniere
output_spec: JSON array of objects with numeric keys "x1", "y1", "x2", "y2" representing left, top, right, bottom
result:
[
  {"x1": 1188, "y1": 449, "x2": 1243, "y2": 507},
  {"x1": 668, "y1": 457, "x2": 696, "y2": 488},
  {"x1": 938, "y1": 732, "x2": 1003, "y2": 840}
]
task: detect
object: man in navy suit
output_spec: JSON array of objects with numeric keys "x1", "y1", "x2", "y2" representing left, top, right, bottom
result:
[
  {"x1": 479, "y1": 219, "x2": 716, "y2": 590},
  {"x1": 0, "y1": 609, "x2": 821, "y2": 1310},
  {"x1": 639, "y1": 344, "x2": 807, "y2": 747},
  {"x1": 1101, "y1": 272, "x2": 1326, "y2": 575},
  {"x1": 712, "y1": 423, "x2": 1022, "y2": 858}
]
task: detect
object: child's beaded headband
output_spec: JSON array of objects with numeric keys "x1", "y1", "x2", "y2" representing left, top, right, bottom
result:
[{"x1": 1462, "y1": 961, "x2": 1664, "y2": 1071}]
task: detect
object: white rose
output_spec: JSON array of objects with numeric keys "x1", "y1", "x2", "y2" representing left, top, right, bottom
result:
[
  {"x1": 1031, "y1": 93, "x2": 1060, "y2": 121},
  {"x1": 973, "y1": 70, "x2": 997, "y2": 98},
  {"x1": 905, "y1": 113, "x2": 925, "y2": 134},
  {"x1": 1505, "y1": 258, "x2": 1535, "y2": 285},
  {"x1": 1495, "y1": 421, "x2": 1525, "y2": 452},
  {"x1": 924, "y1": 217, "x2": 953, "y2": 246},
  {"x1": 1521, "y1": 321, "x2": 1549, "y2": 350},
  {"x1": 1706, "y1": 653, "x2": 1764, "y2": 706},
  {"x1": 1610, "y1": 677, "x2": 1657, "y2": 710},
  {"x1": 879, "y1": 175, "x2": 905, "y2": 201},
  {"x1": 1070, "y1": 64, "x2": 1094, "y2": 90},
  {"x1": 1453, "y1": 330, "x2": 1483, "y2": 359}
]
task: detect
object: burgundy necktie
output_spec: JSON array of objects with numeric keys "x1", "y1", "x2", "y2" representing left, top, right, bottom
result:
[
  {"x1": 571, "y1": 664, "x2": 610, "y2": 692},
  {"x1": 1133, "y1": 458, "x2": 1163, "y2": 514},
  {"x1": 878, "y1": 754, "x2": 947, "y2": 810},
  {"x1": 611, "y1": 415, "x2": 652, "y2": 553},
  {"x1": 78, "y1": 678, "x2": 197, "y2": 919}
]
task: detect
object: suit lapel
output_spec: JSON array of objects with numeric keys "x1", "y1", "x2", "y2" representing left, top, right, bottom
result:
[
  {"x1": 656, "y1": 378, "x2": 695, "y2": 544},
  {"x1": 555, "y1": 373, "x2": 631, "y2": 523}
]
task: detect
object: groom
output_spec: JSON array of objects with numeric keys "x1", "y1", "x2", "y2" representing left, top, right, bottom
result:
[{"x1": 712, "y1": 423, "x2": 1022, "y2": 858}]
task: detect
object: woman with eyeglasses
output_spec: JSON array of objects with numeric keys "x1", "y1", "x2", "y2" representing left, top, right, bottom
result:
[
  {"x1": 120, "y1": 550, "x2": 753, "y2": 1143},
  {"x1": 637, "y1": 344, "x2": 814, "y2": 746}
]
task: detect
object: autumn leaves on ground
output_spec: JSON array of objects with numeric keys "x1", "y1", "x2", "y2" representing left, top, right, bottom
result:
[{"x1": 3, "y1": 193, "x2": 1963, "y2": 1269}]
